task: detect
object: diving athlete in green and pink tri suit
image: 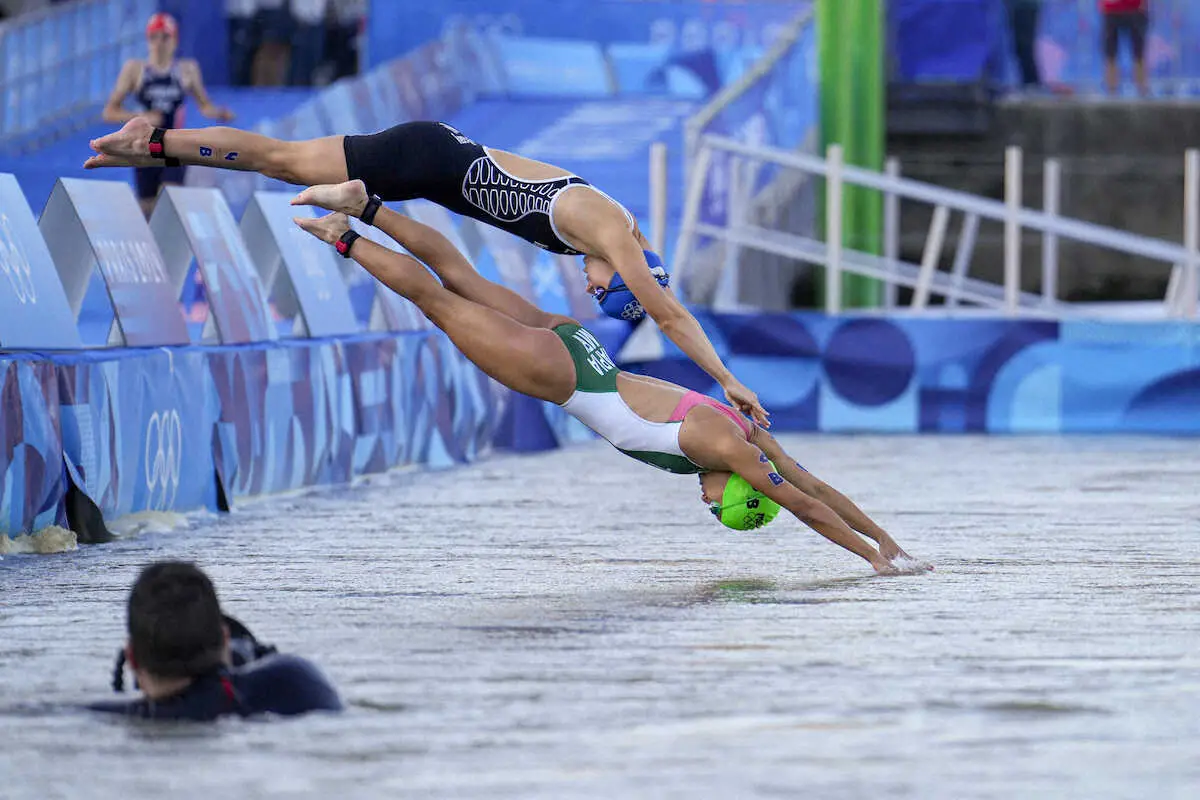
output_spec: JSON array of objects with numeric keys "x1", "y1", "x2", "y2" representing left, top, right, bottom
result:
[{"x1": 287, "y1": 179, "x2": 930, "y2": 576}]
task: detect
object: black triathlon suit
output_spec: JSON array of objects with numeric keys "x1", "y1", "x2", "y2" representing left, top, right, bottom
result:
[
  {"x1": 134, "y1": 62, "x2": 187, "y2": 199},
  {"x1": 343, "y1": 121, "x2": 628, "y2": 256}
]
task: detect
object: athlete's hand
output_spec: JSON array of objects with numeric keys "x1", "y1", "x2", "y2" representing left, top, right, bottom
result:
[
  {"x1": 871, "y1": 556, "x2": 900, "y2": 576},
  {"x1": 293, "y1": 212, "x2": 351, "y2": 245},
  {"x1": 722, "y1": 379, "x2": 769, "y2": 428},
  {"x1": 878, "y1": 534, "x2": 911, "y2": 562}
]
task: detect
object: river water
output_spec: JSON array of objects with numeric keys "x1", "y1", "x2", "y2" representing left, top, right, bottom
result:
[{"x1": 2, "y1": 435, "x2": 1198, "y2": 799}]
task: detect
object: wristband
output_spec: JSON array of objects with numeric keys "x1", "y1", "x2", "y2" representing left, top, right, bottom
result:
[
  {"x1": 360, "y1": 194, "x2": 383, "y2": 226},
  {"x1": 148, "y1": 128, "x2": 180, "y2": 167},
  {"x1": 334, "y1": 229, "x2": 361, "y2": 258}
]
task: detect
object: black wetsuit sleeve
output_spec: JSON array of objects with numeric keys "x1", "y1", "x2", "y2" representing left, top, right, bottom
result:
[
  {"x1": 239, "y1": 654, "x2": 344, "y2": 716},
  {"x1": 85, "y1": 698, "x2": 153, "y2": 717},
  {"x1": 85, "y1": 655, "x2": 341, "y2": 720}
]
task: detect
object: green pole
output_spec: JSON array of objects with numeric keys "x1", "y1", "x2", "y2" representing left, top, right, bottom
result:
[
  {"x1": 855, "y1": 0, "x2": 884, "y2": 306},
  {"x1": 817, "y1": 0, "x2": 884, "y2": 309}
]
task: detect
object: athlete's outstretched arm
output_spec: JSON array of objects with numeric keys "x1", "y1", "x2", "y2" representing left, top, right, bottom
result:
[
  {"x1": 751, "y1": 429, "x2": 915, "y2": 562},
  {"x1": 590, "y1": 227, "x2": 767, "y2": 426},
  {"x1": 84, "y1": 116, "x2": 347, "y2": 186},
  {"x1": 684, "y1": 420, "x2": 893, "y2": 573}
]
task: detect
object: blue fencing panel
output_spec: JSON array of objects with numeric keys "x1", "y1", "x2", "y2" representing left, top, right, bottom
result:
[
  {"x1": 493, "y1": 36, "x2": 614, "y2": 97},
  {"x1": 240, "y1": 192, "x2": 360, "y2": 338},
  {"x1": 39, "y1": 178, "x2": 189, "y2": 347},
  {"x1": 56, "y1": 347, "x2": 218, "y2": 518},
  {"x1": 0, "y1": 0, "x2": 153, "y2": 151},
  {"x1": 207, "y1": 339, "x2": 355, "y2": 500},
  {"x1": 368, "y1": 0, "x2": 802, "y2": 71},
  {"x1": 0, "y1": 356, "x2": 67, "y2": 535},
  {"x1": 890, "y1": 0, "x2": 998, "y2": 83},
  {"x1": 606, "y1": 42, "x2": 710, "y2": 98},
  {"x1": 150, "y1": 186, "x2": 278, "y2": 344},
  {"x1": 0, "y1": 174, "x2": 82, "y2": 349}
]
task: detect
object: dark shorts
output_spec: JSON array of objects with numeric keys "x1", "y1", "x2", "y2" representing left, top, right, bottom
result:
[
  {"x1": 1103, "y1": 11, "x2": 1148, "y2": 62},
  {"x1": 135, "y1": 165, "x2": 186, "y2": 200}
]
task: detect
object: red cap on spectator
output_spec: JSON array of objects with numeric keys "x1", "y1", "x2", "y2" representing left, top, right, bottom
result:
[{"x1": 146, "y1": 13, "x2": 178, "y2": 38}]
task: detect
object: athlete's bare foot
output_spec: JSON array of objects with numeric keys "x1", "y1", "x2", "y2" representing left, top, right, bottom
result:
[
  {"x1": 293, "y1": 212, "x2": 351, "y2": 245},
  {"x1": 291, "y1": 180, "x2": 369, "y2": 217},
  {"x1": 84, "y1": 117, "x2": 158, "y2": 169}
]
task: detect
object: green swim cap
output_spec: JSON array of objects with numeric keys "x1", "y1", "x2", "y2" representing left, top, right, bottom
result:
[{"x1": 708, "y1": 465, "x2": 782, "y2": 531}]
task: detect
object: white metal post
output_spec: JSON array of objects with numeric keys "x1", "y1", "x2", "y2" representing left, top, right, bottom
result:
[
  {"x1": 1042, "y1": 158, "x2": 1061, "y2": 306},
  {"x1": 683, "y1": 125, "x2": 698, "y2": 203},
  {"x1": 913, "y1": 205, "x2": 950, "y2": 310},
  {"x1": 715, "y1": 156, "x2": 744, "y2": 310},
  {"x1": 1185, "y1": 148, "x2": 1199, "y2": 318},
  {"x1": 670, "y1": 143, "x2": 713, "y2": 299},
  {"x1": 1004, "y1": 146, "x2": 1023, "y2": 315},
  {"x1": 948, "y1": 212, "x2": 980, "y2": 308},
  {"x1": 826, "y1": 144, "x2": 844, "y2": 315},
  {"x1": 884, "y1": 156, "x2": 901, "y2": 309},
  {"x1": 649, "y1": 141, "x2": 668, "y2": 255}
]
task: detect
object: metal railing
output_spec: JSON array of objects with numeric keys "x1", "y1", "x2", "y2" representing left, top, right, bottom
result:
[
  {"x1": 652, "y1": 5, "x2": 818, "y2": 311},
  {"x1": 673, "y1": 134, "x2": 1200, "y2": 320},
  {"x1": 0, "y1": 0, "x2": 153, "y2": 153}
]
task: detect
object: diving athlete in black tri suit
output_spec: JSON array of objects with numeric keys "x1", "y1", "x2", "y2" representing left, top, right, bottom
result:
[{"x1": 84, "y1": 117, "x2": 770, "y2": 427}]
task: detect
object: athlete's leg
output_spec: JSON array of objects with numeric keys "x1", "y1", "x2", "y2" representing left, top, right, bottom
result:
[
  {"x1": 293, "y1": 180, "x2": 570, "y2": 330},
  {"x1": 295, "y1": 212, "x2": 576, "y2": 404},
  {"x1": 85, "y1": 117, "x2": 349, "y2": 186},
  {"x1": 375, "y1": 206, "x2": 571, "y2": 329}
]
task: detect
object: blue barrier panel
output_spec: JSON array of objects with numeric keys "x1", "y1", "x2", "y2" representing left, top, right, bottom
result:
[
  {"x1": 7, "y1": 311, "x2": 1200, "y2": 539},
  {"x1": 240, "y1": 192, "x2": 361, "y2": 338},
  {"x1": 493, "y1": 36, "x2": 614, "y2": 97},
  {"x1": 368, "y1": 0, "x2": 802, "y2": 72},
  {"x1": 0, "y1": 356, "x2": 66, "y2": 535},
  {"x1": 627, "y1": 314, "x2": 1200, "y2": 434},
  {"x1": 890, "y1": 0, "x2": 998, "y2": 82},
  {"x1": 207, "y1": 338, "x2": 355, "y2": 499},
  {"x1": 39, "y1": 178, "x2": 190, "y2": 347},
  {"x1": 0, "y1": 0, "x2": 153, "y2": 151},
  {"x1": 149, "y1": 186, "x2": 278, "y2": 344},
  {"x1": 56, "y1": 347, "x2": 218, "y2": 518},
  {"x1": 0, "y1": 174, "x2": 82, "y2": 349}
]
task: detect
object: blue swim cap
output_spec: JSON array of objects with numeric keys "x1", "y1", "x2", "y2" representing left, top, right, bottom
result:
[{"x1": 595, "y1": 250, "x2": 670, "y2": 322}]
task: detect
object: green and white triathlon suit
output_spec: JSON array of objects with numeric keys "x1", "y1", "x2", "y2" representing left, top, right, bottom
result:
[{"x1": 552, "y1": 322, "x2": 752, "y2": 475}]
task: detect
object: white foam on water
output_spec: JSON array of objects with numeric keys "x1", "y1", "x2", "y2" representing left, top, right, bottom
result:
[
  {"x1": 0, "y1": 525, "x2": 78, "y2": 556},
  {"x1": 890, "y1": 556, "x2": 935, "y2": 575},
  {"x1": 105, "y1": 510, "x2": 190, "y2": 538}
]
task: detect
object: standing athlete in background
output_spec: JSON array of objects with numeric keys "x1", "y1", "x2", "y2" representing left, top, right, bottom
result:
[
  {"x1": 102, "y1": 12, "x2": 234, "y2": 216},
  {"x1": 83, "y1": 119, "x2": 769, "y2": 426}
]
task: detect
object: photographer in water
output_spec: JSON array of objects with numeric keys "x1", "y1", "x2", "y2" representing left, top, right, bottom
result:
[{"x1": 88, "y1": 561, "x2": 342, "y2": 721}]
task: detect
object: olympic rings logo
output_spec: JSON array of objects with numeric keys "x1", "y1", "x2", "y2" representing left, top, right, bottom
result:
[
  {"x1": 620, "y1": 299, "x2": 647, "y2": 321},
  {"x1": 145, "y1": 410, "x2": 183, "y2": 510},
  {"x1": 0, "y1": 213, "x2": 37, "y2": 305}
]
